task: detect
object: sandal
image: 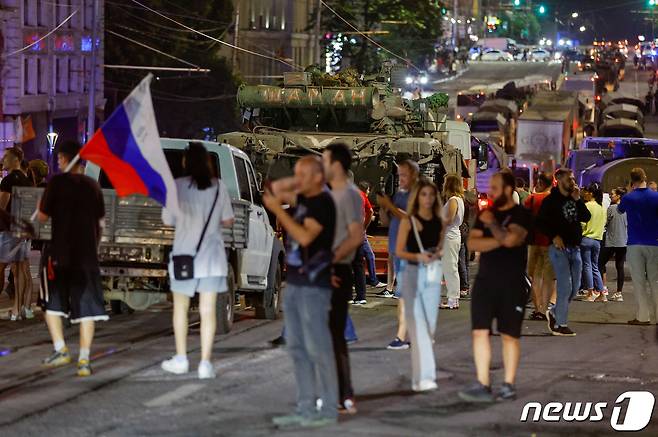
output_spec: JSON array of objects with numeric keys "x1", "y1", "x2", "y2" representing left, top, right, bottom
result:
[{"x1": 1, "y1": 310, "x2": 22, "y2": 321}]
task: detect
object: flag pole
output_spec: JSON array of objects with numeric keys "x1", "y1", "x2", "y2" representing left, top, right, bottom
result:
[{"x1": 64, "y1": 154, "x2": 81, "y2": 173}]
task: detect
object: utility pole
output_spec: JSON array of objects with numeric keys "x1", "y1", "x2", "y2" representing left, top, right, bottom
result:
[
  {"x1": 232, "y1": 0, "x2": 240, "y2": 72},
  {"x1": 86, "y1": 0, "x2": 99, "y2": 143},
  {"x1": 453, "y1": 0, "x2": 458, "y2": 47},
  {"x1": 315, "y1": 0, "x2": 322, "y2": 66}
]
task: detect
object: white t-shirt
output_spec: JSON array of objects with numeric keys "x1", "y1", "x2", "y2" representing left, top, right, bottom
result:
[
  {"x1": 442, "y1": 196, "x2": 465, "y2": 240},
  {"x1": 162, "y1": 177, "x2": 234, "y2": 278}
]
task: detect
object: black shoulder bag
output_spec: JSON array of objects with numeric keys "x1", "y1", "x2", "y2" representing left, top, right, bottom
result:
[{"x1": 172, "y1": 186, "x2": 220, "y2": 280}]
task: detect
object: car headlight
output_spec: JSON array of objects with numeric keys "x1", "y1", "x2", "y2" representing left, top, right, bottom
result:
[
  {"x1": 405, "y1": 76, "x2": 413, "y2": 84},
  {"x1": 419, "y1": 76, "x2": 428, "y2": 85}
]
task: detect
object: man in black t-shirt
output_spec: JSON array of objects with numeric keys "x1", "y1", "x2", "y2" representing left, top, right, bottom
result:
[
  {"x1": 37, "y1": 141, "x2": 107, "y2": 377},
  {"x1": 263, "y1": 156, "x2": 338, "y2": 429},
  {"x1": 459, "y1": 171, "x2": 532, "y2": 404},
  {"x1": 0, "y1": 147, "x2": 33, "y2": 321}
]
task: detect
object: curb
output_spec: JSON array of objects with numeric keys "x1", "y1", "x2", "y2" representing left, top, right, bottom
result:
[{"x1": 433, "y1": 66, "x2": 470, "y2": 85}]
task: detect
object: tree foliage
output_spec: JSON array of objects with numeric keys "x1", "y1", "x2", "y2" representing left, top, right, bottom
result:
[
  {"x1": 505, "y1": 11, "x2": 541, "y2": 44},
  {"x1": 320, "y1": 0, "x2": 444, "y2": 73},
  {"x1": 105, "y1": 0, "x2": 240, "y2": 139}
]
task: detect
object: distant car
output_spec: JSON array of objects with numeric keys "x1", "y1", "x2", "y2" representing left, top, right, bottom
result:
[
  {"x1": 404, "y1": 71, "x2": 430, "y2": 90},
  {"x1": 530, "y1": 49, "x2": 551, "y2": 62},
  {"x1": 480, "y1": 49, "x2": 513, "y2": 62},
  {"x1": 577, "y1": 55, "x2": 595, "y2": 71}
]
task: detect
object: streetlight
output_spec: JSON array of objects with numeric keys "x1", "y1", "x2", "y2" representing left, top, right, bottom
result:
[
  {"x1": 579, "y1": 26, "x2": 586, "y2": 32},
  {"x1": 46, "y1": 131, "x2": 59, "y2": 152},
  {"x1": 538, "y1": 5, "x2": 546, "y2": 14},
  {"x1": 639, "y1": 35, "x2": 646, "y2": 41},
  {"x1": 571, "y1": 12, "x2": 579, "y2": 18}
]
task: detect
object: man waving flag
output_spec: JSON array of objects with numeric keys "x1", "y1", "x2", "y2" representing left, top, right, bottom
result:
[{"x1": 80, "y1": 74, "x2": 178, "y2": 214}]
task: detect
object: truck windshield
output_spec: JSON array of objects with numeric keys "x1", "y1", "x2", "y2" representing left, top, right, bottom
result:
[
  {"x1": 97, "y1": 149, "x2": 221, "y2": 189},
  {"x1": 457, "y1": 94, "x2": 485, "y2": 107},
  {"x1": 470, "y1": 120, "x2": 500, "y2": 132}
]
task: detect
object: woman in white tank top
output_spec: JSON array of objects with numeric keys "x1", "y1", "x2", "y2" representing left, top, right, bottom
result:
[{"x1": 440, "y1": 175, "x2": 465, "y2": 309}]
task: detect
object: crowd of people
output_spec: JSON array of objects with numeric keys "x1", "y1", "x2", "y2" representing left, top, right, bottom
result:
[
  {"x1": 0, "y1": 146, "x2": 49, "y2": 321},
  {"x1": 1, "y1": 138, "x2": 656, "y2": 429},
  {"x1": 259, "y1": 155, "x2": 657, "y2": 423}
]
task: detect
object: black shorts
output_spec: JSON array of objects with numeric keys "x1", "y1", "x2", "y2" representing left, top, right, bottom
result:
[
  {"x1": 43, "y1": 266, "x2": 108, "y2": 324},
  {"x1": 471, "y1": 275, "x2": 527, "y2": 338}
]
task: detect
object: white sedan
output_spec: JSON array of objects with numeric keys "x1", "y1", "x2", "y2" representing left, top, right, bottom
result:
[
  {"x1": 530, "y1": 49, "x2": 551, "y2": 62},
  {"x1": 480, "y1": 49, "x2": 514, "y2": 62}
]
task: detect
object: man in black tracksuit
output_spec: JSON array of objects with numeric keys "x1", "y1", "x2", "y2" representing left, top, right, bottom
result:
[{"x1": 537, "y1": 169, "x2": 591, "y2": 336}]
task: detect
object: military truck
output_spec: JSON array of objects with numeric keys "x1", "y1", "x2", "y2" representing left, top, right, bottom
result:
[
  {"x1": 219, "y1": 69, "x2": 469, "y2": 201},
  {"x1": 11, "y1": 139, "x2": 285, "y2": 333}
]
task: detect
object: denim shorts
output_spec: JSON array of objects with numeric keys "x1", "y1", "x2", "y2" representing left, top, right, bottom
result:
[
  {"x1": 170, "y1": 276, "x2": 228, "y2": 297},
  {"x1": 394, "y1": 257, "x2": 405, "y2": 298},
  {"x1": 0, "y1": 232, "x2": 29, "y2": 263}
]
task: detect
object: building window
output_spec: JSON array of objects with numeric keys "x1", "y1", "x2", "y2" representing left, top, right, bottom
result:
[
  {"x1": 83, "y1": 57, "x2": 89, "y2": 92},
  {"x1": 56, "y1": 57, "x2": 69, "y2": 94},
  {"x1": 84, "y1": 0, "x2": 93, "y2": 29},
  {"x1": 23, "y1": 0, "x2": 37, "y2": 26},
  {"x1": 37, "y1": 58, "x2": 48, "y2": 94},
  {"x1": 23, "y1": 56, "x2": 38, "y2": 95},
  {"x1": 67, "y1": 58, "x2": 73, "y2": 92}
]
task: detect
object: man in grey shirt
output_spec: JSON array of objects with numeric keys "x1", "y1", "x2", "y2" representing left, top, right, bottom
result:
[
  {"x1": 322, "y1": 143, "x2": 364, "y2": 414},
  {"x1": 599, "y1": 187, "x2": 628, "y2": 302}
]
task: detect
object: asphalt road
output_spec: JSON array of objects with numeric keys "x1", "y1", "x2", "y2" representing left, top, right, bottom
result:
[
  {"x1": 1, "y1": 63, "x2": 658, "y2": 437},
  {"x1": 1, "y1": 262, "x2": 657, "y2": 436},
  {"x1": 433, "y1": 60, "x2": 564, "y2": 114}
]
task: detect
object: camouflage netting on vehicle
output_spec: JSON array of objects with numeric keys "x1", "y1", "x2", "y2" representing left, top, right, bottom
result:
[
  {"x1": 304, "y1": 65, "x2": 362, "y2": 87},
  {"x1": 426, "y1": 92, "x2": 449, "y2": 110}
]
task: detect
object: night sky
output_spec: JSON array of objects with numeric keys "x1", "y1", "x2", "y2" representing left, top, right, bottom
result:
[{"x1": 545, "y1": 0, "x2": 653, "y2": 42}]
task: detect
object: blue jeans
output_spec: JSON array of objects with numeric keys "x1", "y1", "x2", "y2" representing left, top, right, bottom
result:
[
  {"x1": 402, "y1": 261, "x2": 441, "y2": 385},
  {"x1": 362, "y1": 237, "x2": 378, "y2": 285},
  {"x1": 580, "y1": 237, "x2": 604, "y2": 291},
  {"x1": 548, "y1": 245, "x2": 582, "y2": 327},
  {"x1": 458, "y1": 241, "x2": 469, "y2": 290},
  {"x1": 283, "y1": 283, "x2": 338, "y2": 419}
]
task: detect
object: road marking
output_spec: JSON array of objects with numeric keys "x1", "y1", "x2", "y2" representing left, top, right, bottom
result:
[{"x1": 144, "y1": 383, "x2": 205, "y2": 408}]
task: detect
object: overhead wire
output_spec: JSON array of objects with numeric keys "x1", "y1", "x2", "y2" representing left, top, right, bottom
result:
[
  {"x1": 129, "y1": 0, "x2": 302, "y2": 70},
  {"x1": 107, "y1": 29, "x2": 203, "y2": 69},
  {"x1": 105, "y1": 0, "x2": 226, "y2": 24},
  {"x1": 319, "y1": 0, "x2": 420, "y2": 71},
  {"x1": 5, "y1": 10, "x2": 78, "y2": 57},
  {"x1": 106, "y1": 1, "x2": 228, "y2": 32}
]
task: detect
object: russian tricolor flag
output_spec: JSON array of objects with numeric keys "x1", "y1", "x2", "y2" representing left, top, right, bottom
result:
[{"x1": 81, "y1": 74, "x2": 179, "y2": 213}]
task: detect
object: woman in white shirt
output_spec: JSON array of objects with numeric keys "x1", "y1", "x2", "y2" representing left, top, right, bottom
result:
[
  {"x1": 160, "y1": 142, "x2": 234, "y2": 379},
  {"x1": 440, "y1": 174, "x2": 465, "y2": 309}
]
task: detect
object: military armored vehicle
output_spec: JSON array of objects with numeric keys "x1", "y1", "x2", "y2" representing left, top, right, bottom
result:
[{"x1": 217, "y1": 66, "x2": 470, "y2": 198}]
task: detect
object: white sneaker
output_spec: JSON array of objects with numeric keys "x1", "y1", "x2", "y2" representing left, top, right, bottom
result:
[
  {"x1": 198, "y1": 360, "x2": 216, "y2": 379},
  {"x1": 161, "y1": 356, "x2": 189, "y2": 375},
  {"x1": 373, "y1": 281, "x2": 387, "y2": 288},
  {"x1": 23, "y1": 307, "x2": 34, "y2": 319},
  {"x1": 413, "y1": 380, "x2": 438, "y2": 392}
]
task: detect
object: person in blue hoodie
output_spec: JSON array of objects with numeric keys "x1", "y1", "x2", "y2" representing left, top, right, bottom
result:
[{"x1": 617, "y1": 168, "x2": 658, "y2": 325}]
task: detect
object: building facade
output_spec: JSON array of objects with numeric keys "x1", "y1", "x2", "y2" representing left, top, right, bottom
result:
[
  {"x1": 226, "y1": 0, "x2": 320, "y2": 84},
  {"x1": 0, "y1": 0, "x2": 104, "y2": 161}
]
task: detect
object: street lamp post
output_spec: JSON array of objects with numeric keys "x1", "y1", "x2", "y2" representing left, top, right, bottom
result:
[{"x1": 86, "y1": 0, "x2": 99, "y2": 144}]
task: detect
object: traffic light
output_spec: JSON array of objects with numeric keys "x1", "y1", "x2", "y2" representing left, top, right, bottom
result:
[
  {"x1": 538, "y1": 5, "x2": 546, "y2": 14},
  {"x1": 441, "y1": 7, "x2": 447, "y2": 15},
  {"x1": 651, "y1": 0, "x2": 656, "y2": 6},
  {"x1": 514, "y1": 0, "x2": 521, "y2": 6}
]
